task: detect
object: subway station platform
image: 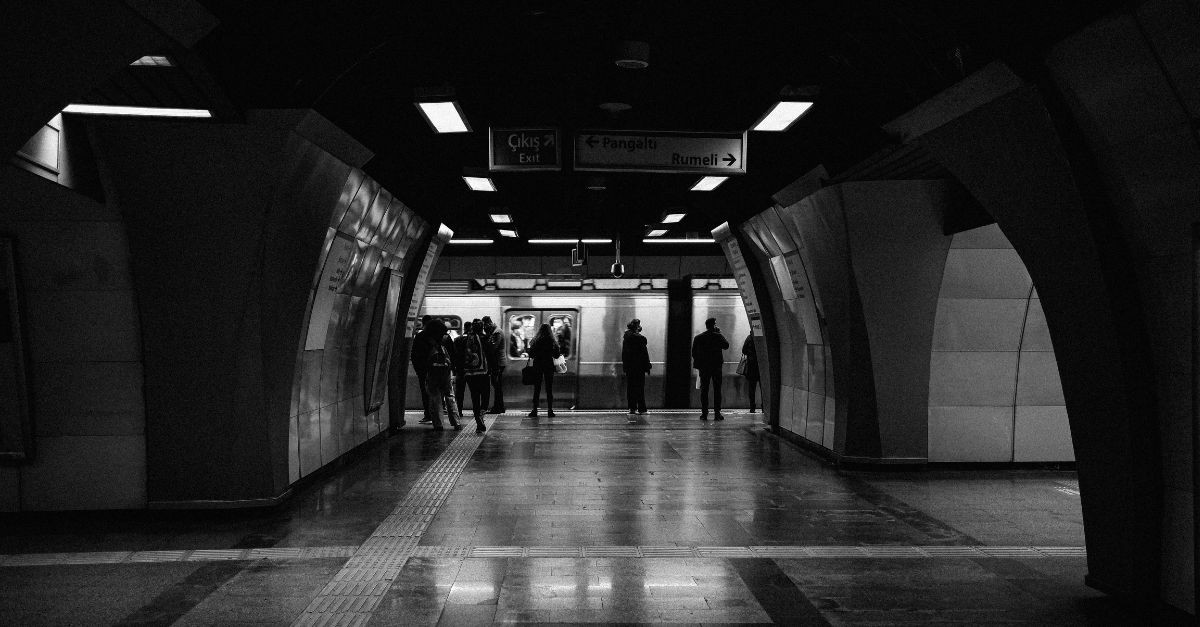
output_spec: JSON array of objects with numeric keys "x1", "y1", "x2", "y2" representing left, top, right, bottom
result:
[{"x1": 0, "y1": 411, "x2": 1133, "y2": 625}]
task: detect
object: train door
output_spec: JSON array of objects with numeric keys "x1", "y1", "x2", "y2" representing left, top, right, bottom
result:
[{"x1": 503, "y1": 309, "x2": 579, "y2": 410}]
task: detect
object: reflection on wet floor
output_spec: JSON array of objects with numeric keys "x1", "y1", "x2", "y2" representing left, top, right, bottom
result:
[{"x1": 0, "y1": 412, "x2": 1137, "y2": 625}]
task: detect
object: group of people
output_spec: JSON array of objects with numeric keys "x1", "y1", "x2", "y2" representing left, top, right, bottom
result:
[
  {"x1": 409, "y1": 315, "x2": 507, "y2": 432},
  {"x1": 621, "y1": 317, "x2": 761, "y2": 419},
  {"x1": 412, "y1": 314, "x2": 761, "y2": 428}
]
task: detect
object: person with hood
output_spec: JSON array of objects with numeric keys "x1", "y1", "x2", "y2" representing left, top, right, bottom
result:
[
  {"x1": 527, "y1": 323, "x2": 562, "y2": 418},
  {"x1": 691, "y1": 317, "x2": 729, "y2": 420},
  {"x1": 621, "y1": 318, "x2": 651, "y2": 415},
  {"x1": 453, "y1": 319, "x2": 490, "y2": 433},
  {"x1": 481, "y1": 316, "x2": 506, "y2": 414},
  {"x1": 421, "y1": 318, "x2": 459, "y2": 430}
]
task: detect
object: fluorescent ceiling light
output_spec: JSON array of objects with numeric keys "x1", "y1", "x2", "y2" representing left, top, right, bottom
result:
[
  {"x1": 528, "y1": 238, "x2": 612, "y2": 244},
  {"x1": 751, "y1": 101, "x2": 813, "y2": 132},
  {"x1": 498, "y1": 229, "x2": 519, "y2": 238},
  {"x1": 690, "y1": 176, "x2": 727, "y2": 191},
  {"x1": 643, "y1": 238, "x2": 716, "y2": 244},
  {"x1": 62, "y1": 104, "x2": 212, "y2": 118},
  {"x1": 488, "y1": 213, "x2": 513, "y2": 223},
  {"x1": 646, "y1": 229, "x2": 668, "y2": 237},
  {"x1": 463, "y1": 176, "x2": 496, "y2": 192},
  {"x1": 661, "y1": 213, "x2": 686, "y2": 224},
  {"x1": 415, "y1": 101, "x2": 470, "y2": 133},
  {"x1": 130, "y1": 55, "x2": 173, "y2": 67},
  {"x1": 449, "y1": 238, "x2": 493, "y2": 245}
]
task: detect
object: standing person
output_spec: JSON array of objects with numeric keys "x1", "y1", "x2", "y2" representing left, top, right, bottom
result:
[
  {"x1": 409, "y1": 315, "x2": 435, "y2": 421},
  {"x1": 527, "y1": 323, "x2": 561, "y2": 418},
  {"x1": 691, "y1": 317, "x2": 729, "y2": 420},
  {"x1": 621, "y1": 318, "x2": 651, "y2": 415},
  {"x1": 481, "y1": 316, "x2": 506, "y2": 414},
  {"x1": 422, "y1": 319, "x2": 458, "y2": 430},
  {"x1": 452, "y1": 321, "x2": 471, "y2": 414},
  {"x1": 741, "y1": 334, "x2": 761, "y2": 413},
  {"x1": 454, "y1": 319, "x2": 490, "y2": 433},
  {"x1": 552, "y1": 317, "x2": 572, "y2": 359}
]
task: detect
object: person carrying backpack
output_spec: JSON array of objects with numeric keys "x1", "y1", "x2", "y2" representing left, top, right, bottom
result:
[
  {"x1": 453, "y1": 319, "x2": 490, "y2": 433},
  {"x1": 422, "y1": 319, "x2": 458, "y2": 430}
]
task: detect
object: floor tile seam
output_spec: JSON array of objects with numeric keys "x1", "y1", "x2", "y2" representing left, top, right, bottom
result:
[
  {"x1": 290, "y1": 416, "x2": 496, "y2": 626},
  {"x1": 0, "y1": 544, "x2": 1088, "y2": 567}
]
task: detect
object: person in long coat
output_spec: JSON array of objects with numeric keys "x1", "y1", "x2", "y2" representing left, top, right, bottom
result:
[
  {"x1": 621, "y1": 319, "x2": 651, "y2": 415},
  {"x1": 741, "y1": 334, "x2": 761, "y2": 413},
  {"x1": 691, "y1": 317, "x2": 729, "y2": 420},
  {"x1": 527, "y1": 323, "x2": 561, "y2": 418}
]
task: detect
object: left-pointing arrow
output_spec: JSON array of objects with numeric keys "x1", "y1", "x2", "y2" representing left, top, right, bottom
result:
[
  {"x1": 587, "y1": 135, "x2": 599, "y2": 148},
  {"x1": 723, "y1": 153, "x2": 736, "y2": 166}
]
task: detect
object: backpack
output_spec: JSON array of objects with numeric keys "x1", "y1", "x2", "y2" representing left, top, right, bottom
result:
[
  {"x1": 463, "y1": 334, "x2": 487, "y2": 376},
  {"x1": 428, "y1": 341, "x2": 450, "y2": 370}
]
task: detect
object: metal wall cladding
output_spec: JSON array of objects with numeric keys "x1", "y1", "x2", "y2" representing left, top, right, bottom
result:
[
  {"x1": 291, "y1": 172, "x2": 431, "y2": 481},
  {"x1": 927, "y1": 224, "x2": 1071, "y2": 463}
]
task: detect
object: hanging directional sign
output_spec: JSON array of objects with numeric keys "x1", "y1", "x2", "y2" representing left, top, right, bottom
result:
[
  {"x1": 489, "y1": 128, "x2": 561, "y2": 171},
  {"x1": 574, "y1": 130, "x2": 747, "y2": 174}
]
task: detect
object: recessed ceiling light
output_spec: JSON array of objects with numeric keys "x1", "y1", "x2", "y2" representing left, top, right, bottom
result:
[
  {"x1": 614, "y1": 40, "x2": 650, "y2": 69},
  {"x1": 646, "y1": 229, "x2": 668, "y2": 237},
  {"x1": 62, "y1": 104, "x2": 212, "y2": 118},
  {"x1": 690, "y1": 176, "x2": 728, "y2": 191},
  {"x1": 751, "y1": 101, "x2": 813, "y2": 132},
  {"x1": 529, "y1": 238, "x2": 612, "y2": 244},
  {"x1": 489, "y1": 213, "x2": 513, "y2": 223},
  {"x1": 463, "y1": 176, "x2": 496, "y2": 192},
  {"x1": 130, "y1": 55, "x2": 173, "y2": 67},
  {"x1": 643, "y1": 238, "x2": 716, "y2": 244},
  {"x1": 415, "y1": 101, "x2": 471, "y2": 133},
  {"x1": 449, "y1": 238, "x2": 493, "y2": 245},
  {"x1": 661, "y1": 213, "x2": 686, "y2": 224},
  {"x1": 498, "y1": 229, "x2": 519, "y2": 238}
]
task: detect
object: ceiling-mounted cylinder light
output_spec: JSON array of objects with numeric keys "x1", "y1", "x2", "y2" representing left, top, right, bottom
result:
[{"x1": 614, "y1": 40, "x2": 650, "y2": 69}]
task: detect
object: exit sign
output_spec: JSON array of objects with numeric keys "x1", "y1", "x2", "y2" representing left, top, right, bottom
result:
[{"x1": 488, "y1": 128, "x2": 561, "y2": 171}]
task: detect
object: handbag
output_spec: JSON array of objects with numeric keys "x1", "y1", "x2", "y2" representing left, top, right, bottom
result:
[
  {"x1": 521, "y1": 358, "x2": 538, "y2": 385},
  {"x1": 735, "y1": 355, "x2": 748, "y2": 376},
  {"x1": 553, "y1": 355, "x2": 568, "y2": 374}
]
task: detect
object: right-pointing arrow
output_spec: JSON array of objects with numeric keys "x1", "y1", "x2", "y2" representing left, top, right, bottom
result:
[{"x1": 723, "y1": 153, "x2": 736, "y2": 166}]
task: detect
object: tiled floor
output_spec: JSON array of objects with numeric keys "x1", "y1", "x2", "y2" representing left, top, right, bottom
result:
[{"x1": 0, "y1": 411, "x2": 1139, "y2": 625}]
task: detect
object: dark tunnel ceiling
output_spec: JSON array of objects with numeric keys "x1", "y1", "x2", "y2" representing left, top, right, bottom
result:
[{"x1": 193, "y1": 0, "x2": 1120, "y2": 255}]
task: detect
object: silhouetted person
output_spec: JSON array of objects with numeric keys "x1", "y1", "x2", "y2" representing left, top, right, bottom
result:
[
  {"x1": 527, "y1": 323, "x2": 561, "y2": 418},
  {"x1": 691, "y1": 317, "x2": 729, "y2": 420},
  {"x1": 481, "y1": 316, "x2": 506, "y2": 414},
  {"x1": 454, "y1": 319, "x2": 490, "y2": 433},
  {"x1": 409, "y1": 315, "x2": 435, "y2": 420},
  {"x1": 741, "y1": 334, "x2": 761, "y2": 413},
  {"x1": 622, "y1": 318, "x2": 650, "y2": 415},
  {"x1": 421, "y1": 319, "x2": 456, "y2": 430}
]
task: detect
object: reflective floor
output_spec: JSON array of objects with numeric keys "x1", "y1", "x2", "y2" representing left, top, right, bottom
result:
[{"x1": 0, "y1": 411, "x2": 1138, "y2": 625}]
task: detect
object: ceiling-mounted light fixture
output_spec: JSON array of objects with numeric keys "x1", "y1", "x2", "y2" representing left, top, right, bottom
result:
[
  {"x1": 751, "y1": 101, "x2": 813, "y2": 132},
  {"x1": 414, "y1": 86, "x2": 471, "y2": 133},
  {"x1": 529, "y1": 238, "x2": 611, "y2": 244},
  {"x1": 62, "y1": 104, "x2": 212, "y2": 118},
  {"x1": 498, "y1": 229, "x2": 519, "y2": 238},
  {"x1": 661, "y1": 211, "x2": 686, "y2": 224},
  {"x1": 614, "y1": 40, "x2": 650, "y2": 69},
  {"x1": 585, "y1": 176, "x2": 607, "y2": 191},
  {"x1": 690, "y1": 176, "x2": 728, "y2": 191},
  {"x1": 646, "y1": 228, "x2": 668, "y2": 237},
  {"x1": 489, "y1": 213, "x2": 513, "y2": 223},
  {"x1": 642, "y1": 238, "x2": 716, "y2": 244},
  {"x1": 130, "y1": 55, "x2": 173, "y2": 67},
  {"x1": 449, "y1": 238, "x2": 494, "y2": 245},
  {"x1": 463, "y1": 176, "x2": 497, "y2": 192},
  {"x1": 611, "y1": 238, "x2": 625, "y2": 278}
]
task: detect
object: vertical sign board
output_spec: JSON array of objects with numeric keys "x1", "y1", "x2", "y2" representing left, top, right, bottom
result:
[
  {"x1": 719, "y1": 235, "x2": 763, "y2": 335},
  {"x1": 305, "y1": 232, "x2": 358, "y2": 350},
  {"x1": 0, "y1": 238, "x2": 33, "y2": 461},
  {"x1": 489, "y1": 128, "x2": 561, "y2": 171},
  {"x1": 403, "y1": 226, "x2": 452, "y2": 337}
]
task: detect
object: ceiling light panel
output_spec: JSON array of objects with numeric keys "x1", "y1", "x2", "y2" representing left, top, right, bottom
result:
[
  {"x1": 463, "y1": 176, "x2": 496, "y2": 192},
  {"x1": 416, "y1": 101, "x2": 471, "y2": 133},
  {"x1": 498, "y1": 229, "x2": 519, "y2": 238},
  {"x1": 643, "y1": 238, "x2": 716, "y2": 244},
  {"x1": 62, "y1": 104, "x2": 212, "y2": 118},
  {"x1": 751, "y1": 101, "x2": 813, "y2": 132},
  {"x1": 449, "y1": 238, "x2": 493, "y2": 244},
  {"x1": 528, "y1": 239, "x2": 612, "y2": 244},
  {"x1": 690, "y1": 176, "x2": 728, "y2": 191},
  {"x1": 489, "y1": 213, "x2": 513, "y2": 223},
  {"x1": 661, "y1": 213, "x2": 686, "y2": 224},
  {"x1": 646, "y1": 229, "x2": 668, "y2": 237}
]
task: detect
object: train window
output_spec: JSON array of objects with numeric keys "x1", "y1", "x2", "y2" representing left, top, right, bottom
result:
[
  {"x1": 507, "y1": 314, "x2": 536, "y2": 358},
  {"x1": 415, "y1": 315, "x2": 463, "y2": 339},
  {"x1": 548, "y1": 314, "x2": 574, "y2": 358}
]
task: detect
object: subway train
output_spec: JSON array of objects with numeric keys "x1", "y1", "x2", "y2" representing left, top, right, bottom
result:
[{"x1": 405, "y1": 289, "x2": 754, "y2": 411}]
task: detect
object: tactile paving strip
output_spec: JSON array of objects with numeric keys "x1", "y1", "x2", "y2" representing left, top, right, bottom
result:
[{"x1": 292, "y1": 417, "x2": 496, "y2": 627}]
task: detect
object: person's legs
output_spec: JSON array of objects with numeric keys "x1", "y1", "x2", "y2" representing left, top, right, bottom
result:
[
  {"x1": 625, "y1": 372, "x2": 637, "y2": 413},
  {"x1": 415, "y1": 366, "x2": 430, "y2": 414},
  {"x1": 467, "y1": 376, "x2": 486, "y2": 418},
  {"x1": 544, "y1": 371, "x2": 555, "y2": 415},
  {"x1": 454, "y1": 375, "x2": 467, "y2": 413},
  {"x1": 478, "y1": 374, "x2": 490, "y2": 414},
  {"x1": 711, "y1": 371, "x2": 724, "y2": 418},
  {"x1": 425, "y1": 375, "x2": 446, "y2": 429},
  {"x1": 699, "y1": 370, "x2": 711, "y2": 418},
  {"x1": 636, "y1": 373, "x2": 647, "y2": 413},
  {"x1": 747, "y1": 379, "x2": 757, "y2": 412},
  {"x1": 489, "y1": 369, "x2": 505, "y2": 412},
  {"x1": 531, "y1": 376, "x2": 542, "y2": 415}
]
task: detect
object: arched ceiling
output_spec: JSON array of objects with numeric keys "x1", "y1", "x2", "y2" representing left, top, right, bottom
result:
[{"x1": 191, "y1": 0, "x2": 1122, "y2": 255}]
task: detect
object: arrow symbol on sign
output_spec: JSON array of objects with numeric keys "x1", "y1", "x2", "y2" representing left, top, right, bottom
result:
[
  {"x1": 544, "y1": 134, "x2": 555, "y2": 146},
  {"x1": 723, "y1": 153, "x2": 736, "y2": 166},
  {"x1": 587, "y1": 135, "x2": 599, "y2": 148}
]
